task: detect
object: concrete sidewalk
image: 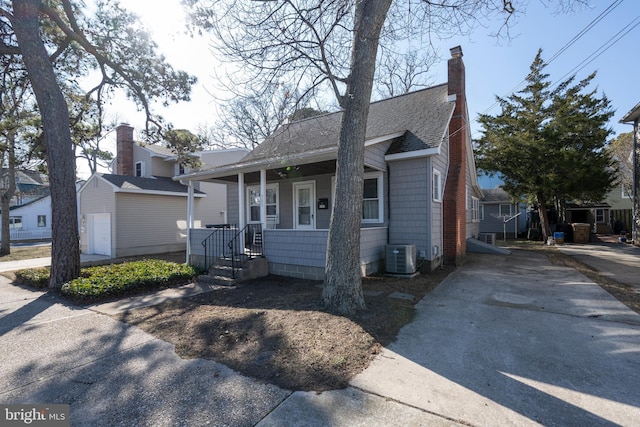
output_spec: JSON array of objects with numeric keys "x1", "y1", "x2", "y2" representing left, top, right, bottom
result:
[
  {"x1": 0, "y1": 254, "x2": 111, "y2": 272},
  {"x1": 2, "y1": 249, "x2": 639, "y2": 426}
]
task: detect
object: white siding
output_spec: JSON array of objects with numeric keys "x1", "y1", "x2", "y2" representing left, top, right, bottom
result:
[{"x1": 78, "y1": 175, "x2": 116, "y2": 254}]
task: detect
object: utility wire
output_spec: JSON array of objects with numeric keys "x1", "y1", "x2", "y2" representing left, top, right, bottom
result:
[
  {"x1": 552, "y1": 16, "x2": 640, "y2": 88},
  {"x1": 477, "y1": 0, "x2": 625, "y2": 118},
  {"x1": 547, "y1": 0, "x2": 624, "y2": 65}
]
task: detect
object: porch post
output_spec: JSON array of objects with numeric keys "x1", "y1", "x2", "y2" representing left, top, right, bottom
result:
[
  {"x1": 260, "y1": 169, "x2": 267, "y2": 230},
  {"x1": 238, "y1": 172, "x2": 245, "y2": 230},
  {"x1": 186, "y1": 181, "x2": 194, "y2": 263}
]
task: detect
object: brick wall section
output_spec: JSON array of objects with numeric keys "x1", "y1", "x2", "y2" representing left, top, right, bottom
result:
[
  {"x1": 443, "y1": 46, "x2": 467, "y2": 265},
  {"x1": 116, "y1": 124, "x2": 134, "y2": 176}
]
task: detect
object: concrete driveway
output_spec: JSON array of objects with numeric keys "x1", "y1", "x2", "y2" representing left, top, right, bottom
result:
[{"x1": 2, "y1": 248, "x2": 639, "y2": 426}]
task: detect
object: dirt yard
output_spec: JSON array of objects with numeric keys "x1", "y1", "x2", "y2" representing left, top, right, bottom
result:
[
  {"x1": 111, "y1": 242, "x2": 639, "y2": 392},
  {"x1": 115, "y1": 268, "x2": 453, "y2": 391}
]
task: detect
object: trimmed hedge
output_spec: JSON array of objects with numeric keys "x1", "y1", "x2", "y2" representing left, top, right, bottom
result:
[{"x1": 15, "y1": 259, "x2": 199, "y2": 302}]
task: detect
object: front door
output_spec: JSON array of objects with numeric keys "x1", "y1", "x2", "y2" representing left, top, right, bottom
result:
[{"x1": 294, "y1": 181, "x2": 315, "y2": 229}]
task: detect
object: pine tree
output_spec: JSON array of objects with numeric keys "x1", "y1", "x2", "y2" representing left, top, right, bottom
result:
[{"x1": 476, "y1": 50, "x2": 615, "y2": 242}]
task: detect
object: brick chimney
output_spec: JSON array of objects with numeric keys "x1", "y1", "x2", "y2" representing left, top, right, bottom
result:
[
  {"x1": 116, "y1": 123, "x2": 134, "y2": 176},
  {"x1": 443, "y1": 46, "x2": 467, "y2": 265}
]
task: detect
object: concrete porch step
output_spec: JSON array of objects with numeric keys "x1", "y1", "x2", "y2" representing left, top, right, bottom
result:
[{"x1": 197, "y1": 273, "x2": 237, "y2": 287}]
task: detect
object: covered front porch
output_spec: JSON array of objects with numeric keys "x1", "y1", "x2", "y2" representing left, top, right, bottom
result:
[{"x1": 188, "y1": 226, "x2": 388, "y2": 281}]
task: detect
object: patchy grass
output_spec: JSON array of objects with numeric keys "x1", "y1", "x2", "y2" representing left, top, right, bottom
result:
[{"x1": 0, "y1": 244, "x2": 50, "y2": 261}]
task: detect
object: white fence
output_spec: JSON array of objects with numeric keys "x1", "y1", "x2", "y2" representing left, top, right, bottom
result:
[{"x1": 1, "y1": 229, "x2": 52, "y2": 241}]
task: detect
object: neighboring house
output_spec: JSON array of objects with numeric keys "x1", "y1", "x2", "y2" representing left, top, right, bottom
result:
[
  {"x1": 565, "y1": 202, "x2": 612, "y2": 234},
  {"x1": 603, "y1": 181, "x2": 632, "y2": 234},
  {"x1": 0, "y1": 191, "x2": 52, "y2": 241},
  {"x1": 180, "y1": 46, "x2": 482, "y2": 280},
  {"x1": 479, "y1": 188, "x2": 525, "y2": 240},
  {"x1": 11, "y1": 170, "x2": 50, "y2": 206},
  {"x1": 77, "y1": 125, "x2": 247, "y2": 257},
  {"x1": 621, "y1": 101, "x2": 640, "y2": 243},
  {"x1": 0, "y1": 170, "x2": 52, "y2": 241}
]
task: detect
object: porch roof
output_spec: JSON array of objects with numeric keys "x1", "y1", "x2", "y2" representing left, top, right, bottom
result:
[
  {"x1": 621, "y1": 101, "x2": 640, "y2": 123},
  {"x1": 178, "y1": 84, "x2": 454, "y2": 183}
]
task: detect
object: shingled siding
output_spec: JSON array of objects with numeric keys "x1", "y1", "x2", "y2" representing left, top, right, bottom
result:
[
  {"x1": 388, "y1": 157, "x2": 429, "y2": 260},
  {"x1": 188, "y1": 227, "x2": 388, "y2": 280},
  {"x1": 265, "y1": 227, "x2": 388, "y2": 280}
]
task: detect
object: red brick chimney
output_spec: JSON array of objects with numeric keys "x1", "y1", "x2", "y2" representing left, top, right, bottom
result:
[
  {"x1": 116, "y1": 123, "x2": 134, "y2": 176},
  {"x1": 443, "y1": 46, "x2": 467, "y2": 265}
]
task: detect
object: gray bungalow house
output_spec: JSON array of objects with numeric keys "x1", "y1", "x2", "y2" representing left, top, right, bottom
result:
[{"x1": 179, "y1": 46, "x2": 482, "y2": 280}]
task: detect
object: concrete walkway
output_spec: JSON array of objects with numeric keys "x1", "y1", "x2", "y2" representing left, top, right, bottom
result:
[
  {"x1": 1, "y1": 246, "x2": 639, "y2": 426},
  {"x1": 557, "y1": 239, "x2": 640, "y2": 291}
]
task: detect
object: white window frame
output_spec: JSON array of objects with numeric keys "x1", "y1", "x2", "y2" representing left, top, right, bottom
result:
[
  {"x1": 135, "y1": 161, "x2": 145, "y2": 177},
  {"x1": 9, "y1": 216, "x2": 22, "y2": 229},
  {"x1": 472, "y1": 197, "x2": 480, "y2": 222},
  {"x1": 595, "y1": 208, "x2": 606, "y2": 223},
  {"x1": 331, "y1": 171, "x2": 384, "y2": 224},
  {"x1": 621, "y1": 184, "x2": 631, "y2": 199},
  {"x1": 246, "y1": 183, "x2": 279, "y2": 224},
  {"x1": 499, "y1": 204, "x2": 512, "y2": 217},
  {"x1": 362, "y1": 171, "x2": 384, "y2": 223},
  {"x1": 432, "y1": 169, "x2": 442, "y2": 202}
]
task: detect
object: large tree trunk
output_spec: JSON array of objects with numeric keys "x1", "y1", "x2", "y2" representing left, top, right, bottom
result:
[
  {"x1": 322, "y1": 0, "x2": 392, "y2": 315},
  {"x1": 0, "y1": 130, "x2": 17, "y2": 256},
  {"x1": 12, "y1": 0, "x2": 80, "y2": 287}
]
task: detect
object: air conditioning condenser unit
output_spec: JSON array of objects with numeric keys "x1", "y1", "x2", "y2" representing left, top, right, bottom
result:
[{"x1": 386, "y1": 244, "x2": 417, "y2": 274}]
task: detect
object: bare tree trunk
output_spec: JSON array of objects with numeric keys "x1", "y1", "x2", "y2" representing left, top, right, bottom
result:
[
  {"x1": 537, "y1": 192, "x2": 551, "y2": 243},
  {"x1": 0, "y1": 130, "x2": 17, "y2": 255},
  {"x1": 322, "y1": 0, "x2": 392, "y2": 315},
  {"x1": 12, "y1": 0, "x2": 80, "y2": 287}
]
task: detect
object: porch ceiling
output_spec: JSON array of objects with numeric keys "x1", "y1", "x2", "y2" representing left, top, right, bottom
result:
[
  {"x1": 210, "y1": 159, "x2": 338, "y2": 184},
  {"x1": 199, "y1": 159, "x2": 381, "y2": 184}
]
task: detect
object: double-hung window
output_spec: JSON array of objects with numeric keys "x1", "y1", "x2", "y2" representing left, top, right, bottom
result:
[
  {"x1": 247, "y1": 184, "x2": 279, "y2": 223},
  {"x1": 9, "y1": 216, "x2": 22, "y2": 229},
  {"x1": 499, "y1": 204, "x2": 511, "y2": 217},
  {"x1": 472, "y1": 197, "x2": 480, "y2": 222},
  {"x1": 432, "y1": 169, "x2": 442, "y2": 202},
  {"x1": 135, "y1": 161, "x2": 144, "y2": 177},
  {"x1": 362, "y1": 172, "x2": 383, "y2": 223},
  {"x1": 331, "y1": 171, "x2": 384, "y2": 223}
]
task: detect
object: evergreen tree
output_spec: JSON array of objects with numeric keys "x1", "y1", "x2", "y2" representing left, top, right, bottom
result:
[{"x1": 476, "y1": 50, "x2": 615, "y2": 242}]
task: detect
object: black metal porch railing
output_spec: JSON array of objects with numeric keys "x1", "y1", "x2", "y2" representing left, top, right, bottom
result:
[{"x1": 201, "y1": 223, "x2": 263, "y2": 279}]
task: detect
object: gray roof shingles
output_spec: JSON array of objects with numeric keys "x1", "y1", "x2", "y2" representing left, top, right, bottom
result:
[
  {"x1": 241, "y1": 84, "x2": 454, "y2": 163},
  {"x1": 100, "y1": 174, "x2": 202, "y2": 194}
]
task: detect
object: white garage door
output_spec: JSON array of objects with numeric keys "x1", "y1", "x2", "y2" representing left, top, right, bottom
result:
[{"x1": 89, "y1": 213, "x2": 111, "y2": 256}]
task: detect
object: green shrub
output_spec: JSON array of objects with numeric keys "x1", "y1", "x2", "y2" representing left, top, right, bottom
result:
[{"x1": 16, "y1": 259, "x2": 198, "y2": 302}]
